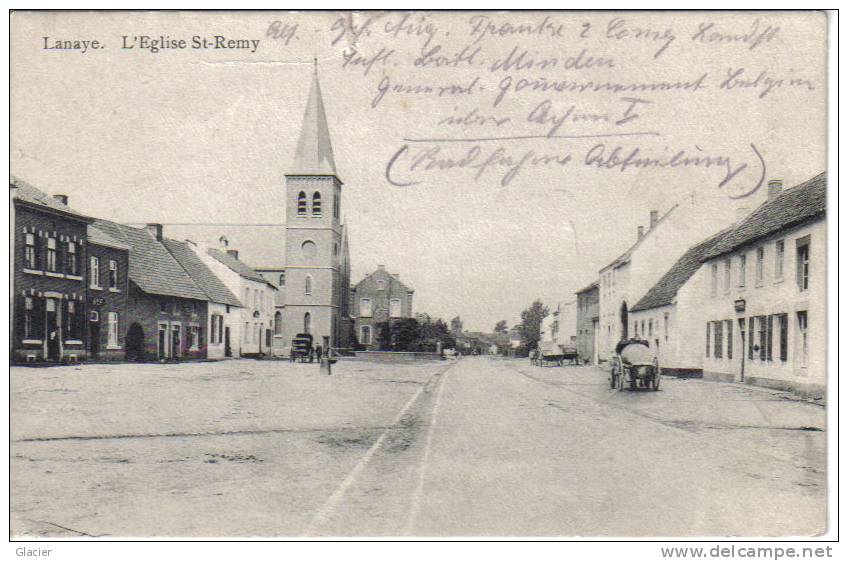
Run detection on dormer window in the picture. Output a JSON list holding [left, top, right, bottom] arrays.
[[312, 192, 322, 217], [297, 191, 307, 215]]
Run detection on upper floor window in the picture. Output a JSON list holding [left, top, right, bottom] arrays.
[[89, 256, 101, 288], [278, 272, 286, 286], [46, 237, 57, 272], [334, 193, 340, 219], [723, 259, 731, 293], [312, 192, 322, 217], [244, 287, 251, 308], [390, 298, 401, 318], [376, 279, 386, 291], [738, 254, 747, 287], [360, 298, 372, 317], [24, 233, 37, 269], [304, 275, 312, 295], [796, 236, 810, 291], [774, 239, 785, 280], [755, 246, 764, 285], [297, 191, 307, 215], [66, 242, 78, 276], [108, 259, 118, 289]]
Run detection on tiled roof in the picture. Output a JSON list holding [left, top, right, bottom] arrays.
[[207, 248, 268, 283], [575, 281, 599, 294], [631, 227, 732, 313], [702, 172, 826, 260], [10, 176, 91, 221], [92, 219, 209, 301], [601, 205, 678, 272], [87, 224, 130, 250], [162, 239, 243, 307]]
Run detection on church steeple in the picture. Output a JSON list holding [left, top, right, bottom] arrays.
[[290, 63, 337, 176]]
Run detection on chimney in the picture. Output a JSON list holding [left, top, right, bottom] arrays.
[[53, 194, 68, 205], [767, 179, 783, 201], [649, 210, 658, 229], [377, 264, 385, 270], [226, 249, 239, 260], [637, 226, 645, 240], [145, 223, 163, 241]]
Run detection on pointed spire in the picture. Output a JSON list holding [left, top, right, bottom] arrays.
[[290, 61, 337, 176]]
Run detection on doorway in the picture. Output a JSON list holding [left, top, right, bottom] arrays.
[[90, 318, 101, 359], [46, 298, 60, 361], [224, 326, 232, 357], [171, 325, 181, 358], [158, 323, 168, 360], [592, 319, 599, 365]]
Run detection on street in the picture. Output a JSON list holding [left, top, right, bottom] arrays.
[[10, 357, 826, 537]]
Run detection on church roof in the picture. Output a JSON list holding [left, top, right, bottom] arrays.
[[289, 70, 337, 176]]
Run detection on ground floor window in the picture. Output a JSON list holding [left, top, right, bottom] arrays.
[[64, 300, 83, 340], [107, 312, 119, 348], [361, 325, 372, 345], [756, 316, 767, 361], [210, 315, 223, 344], [274, 311, 283, 336], [713, 320, 723, 359], [796, 311, 808, 368], [244, 322, 251, 343], [189, 325, 201, 350], [705, 323, 710, 358], [23, 296, 35, 339]]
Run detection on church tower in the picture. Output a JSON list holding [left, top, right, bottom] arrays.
[[283, 63, 348, 351]]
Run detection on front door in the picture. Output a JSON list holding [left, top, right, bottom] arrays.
[[46, 298, 61, 361], [171, 325, 181, 358], [158, 324, 168, 359], [224, 327, 232, 357], [738, 317, 746, 382], [90, 318, 101, 359]]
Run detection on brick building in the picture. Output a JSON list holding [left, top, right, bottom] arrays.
[[86, 223, 131, 361], [11, 177, 91, 363], [350, 265, 414, 350], [92, 220, 212, 361]]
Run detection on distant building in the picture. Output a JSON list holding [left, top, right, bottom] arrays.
[[575, 282, 599, 365], [698, 174, 826, 397], [11, 178, 92, 363], [199, 246, 277, 357], [540, 300, 577, 350], [350, 265, 414, 350]]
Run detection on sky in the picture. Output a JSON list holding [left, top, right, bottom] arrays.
[[11, 11, 827, 332]]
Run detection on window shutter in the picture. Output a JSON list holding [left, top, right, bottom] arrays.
[[15, 295, 26, 344], [766, 315, 773, 361]]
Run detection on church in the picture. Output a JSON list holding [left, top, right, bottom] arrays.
[[273, 65, 353, 354]]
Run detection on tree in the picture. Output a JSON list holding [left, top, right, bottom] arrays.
[[494, 320, 508, 334], [518, 299, 549, 352]]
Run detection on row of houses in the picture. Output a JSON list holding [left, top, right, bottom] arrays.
[[546, 173, 826, 398], [10, 68, 363, 364]]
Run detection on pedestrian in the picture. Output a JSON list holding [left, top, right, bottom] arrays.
[[315, 344, 323, 362]]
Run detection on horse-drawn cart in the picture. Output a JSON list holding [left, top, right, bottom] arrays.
[[290, 333, 314, 363], [532, 342, 579, 367], [609, 339, 661, 391]]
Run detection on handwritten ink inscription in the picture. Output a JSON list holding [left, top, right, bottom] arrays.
[[310, 12, 820, 199]]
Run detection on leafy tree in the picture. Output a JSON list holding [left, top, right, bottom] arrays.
[[518, 299, 549, 351], [494, 320, 508, 334]]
